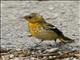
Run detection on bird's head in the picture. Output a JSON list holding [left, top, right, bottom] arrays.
[[24, 13, 45, 23]]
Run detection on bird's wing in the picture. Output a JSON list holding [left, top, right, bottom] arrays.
[[43, 23, 63, 36]]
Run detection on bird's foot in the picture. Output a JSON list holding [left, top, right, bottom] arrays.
[[54, 43, 61, 47], [33, 40, 43, 49]]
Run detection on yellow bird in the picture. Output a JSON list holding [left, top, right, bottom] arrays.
[[24, 13, 74, 44]]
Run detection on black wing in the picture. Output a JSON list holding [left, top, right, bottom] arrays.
[[43, 23, 63, 36]]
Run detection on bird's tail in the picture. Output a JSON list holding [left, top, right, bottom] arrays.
[[59, 36, 74, 43]]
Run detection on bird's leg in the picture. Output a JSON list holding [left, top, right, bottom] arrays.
[[54, 39, 61, 47], [34, 40, 43, 48], [54, 39, 58, 47], [30, 40, 43, 50], [54, 39, 57, 43], [39, 40, 43, 45]]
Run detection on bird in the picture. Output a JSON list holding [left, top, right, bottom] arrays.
[[23, 13, 74, 44]]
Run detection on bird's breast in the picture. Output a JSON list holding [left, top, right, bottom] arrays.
[[28, 23, 58, 40], [28, 23, 44, 34]]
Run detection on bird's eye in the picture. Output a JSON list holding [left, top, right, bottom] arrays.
[[28, 16, 32, 19]]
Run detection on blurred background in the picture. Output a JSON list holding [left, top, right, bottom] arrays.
[[1, 1, 80, 50]]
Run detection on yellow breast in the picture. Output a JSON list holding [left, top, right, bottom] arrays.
[[28, 22, 58, 40], [28, 22, 42, 36]]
